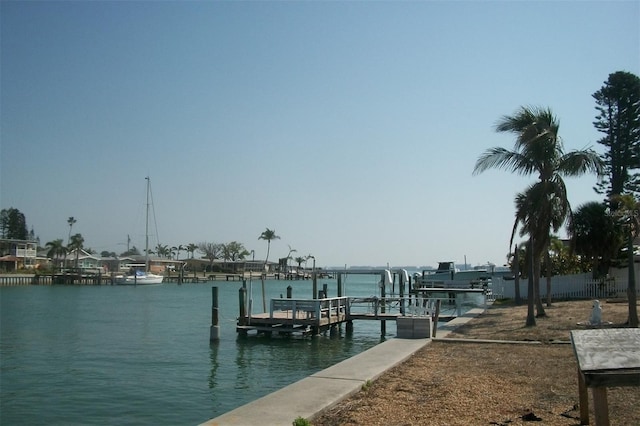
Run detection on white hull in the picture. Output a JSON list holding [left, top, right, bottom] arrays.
[[115, 273, 164, 285]]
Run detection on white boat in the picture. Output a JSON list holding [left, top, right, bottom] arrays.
[[117, 268, 164, 285], [115, 177, 164, 285], [416, 261, 491, 290]]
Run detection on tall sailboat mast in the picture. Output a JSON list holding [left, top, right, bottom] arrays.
[[145, 176, 150, 273]]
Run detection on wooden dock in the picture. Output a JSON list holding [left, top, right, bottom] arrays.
[[238, 297, 350, 336], [164, 275, 209, 283], [224, 269, 487, 338], [235, 295, 453, 337]]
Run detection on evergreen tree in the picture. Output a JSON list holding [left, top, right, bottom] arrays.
[[0, 208, 28, 239], [593, 71, 640, 200]]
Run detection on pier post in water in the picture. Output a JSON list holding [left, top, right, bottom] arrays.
[[312, 272, 318, 299], [210, 286, 220, 342], [337, 274, 343, 297], [238, 286, 247, 327], [399, 272, 405, 316], [286, 285, 292, 299]]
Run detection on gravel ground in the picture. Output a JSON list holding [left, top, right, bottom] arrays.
[[311, 299, 640, 426]]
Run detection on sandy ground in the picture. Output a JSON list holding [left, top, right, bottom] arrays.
[[311, 299, 640, 426]]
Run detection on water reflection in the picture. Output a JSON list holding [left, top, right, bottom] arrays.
[[231, 328, 383, 389], [208, 342, 219, 390]]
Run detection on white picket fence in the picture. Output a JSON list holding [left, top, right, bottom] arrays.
[[491, 270, 638, 301]]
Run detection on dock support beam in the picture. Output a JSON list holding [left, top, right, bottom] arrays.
[[210, 286, 220, 341]]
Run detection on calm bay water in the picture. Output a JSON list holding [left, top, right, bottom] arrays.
[[1, 275, 400, 425]]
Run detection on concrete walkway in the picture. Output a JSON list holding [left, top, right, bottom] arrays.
[[200, 308, 484, 426]]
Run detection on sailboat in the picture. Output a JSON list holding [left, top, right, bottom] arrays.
[[115, 177, 164, 285]]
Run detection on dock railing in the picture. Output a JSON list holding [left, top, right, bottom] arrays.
[[270, 296, 349, 325]]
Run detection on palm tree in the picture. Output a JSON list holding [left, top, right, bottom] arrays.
[[510, 183, 566, 319], [67, 217, 76, 245], [258, 228, 280, 312], [68, 233, 84, 269], [45, 239, 66, 271], [475, 106, 603, 323], [173, 244, 185, 260], [258, 228, 280, 271], [186, 243, 198, 259], [294, 256, 306, 271], [154, 244, 169, 258], [285, 245, 297, 273]]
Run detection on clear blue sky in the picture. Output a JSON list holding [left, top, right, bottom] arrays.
[[1, 1, 638, 269]]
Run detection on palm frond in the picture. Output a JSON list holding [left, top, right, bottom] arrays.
[[473, 147, 536, 176], [558, 150, 605, 177]]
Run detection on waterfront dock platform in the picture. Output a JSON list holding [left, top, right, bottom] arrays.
[[200, 308, 485, 426]]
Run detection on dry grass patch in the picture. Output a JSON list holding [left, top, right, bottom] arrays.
[[312, 300, 639, 426]]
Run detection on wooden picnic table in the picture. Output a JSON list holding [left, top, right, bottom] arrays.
[[570, 328, 640, 425]]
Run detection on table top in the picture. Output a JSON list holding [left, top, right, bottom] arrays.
[[570, 328, 640, 373]]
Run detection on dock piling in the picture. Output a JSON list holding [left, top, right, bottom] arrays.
[[380, 271, 386, 336], [399, 272, 405, 315], [432, 299, 441, 337], [312, 273, 317, 299], [238, 287, 247, 327], [210, 286, 220, 342]]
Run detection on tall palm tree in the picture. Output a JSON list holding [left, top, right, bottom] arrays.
[[285, 245, 297, 273], [475, 106, 603, 322], [67, 217, 76, 245], [258, 228, 280, 312], [510, 186, 566, 317], [258, 228, 280, 270]]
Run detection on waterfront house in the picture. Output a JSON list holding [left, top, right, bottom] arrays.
[[64, 249, 102, 272], [0, 238, 38, 270]]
